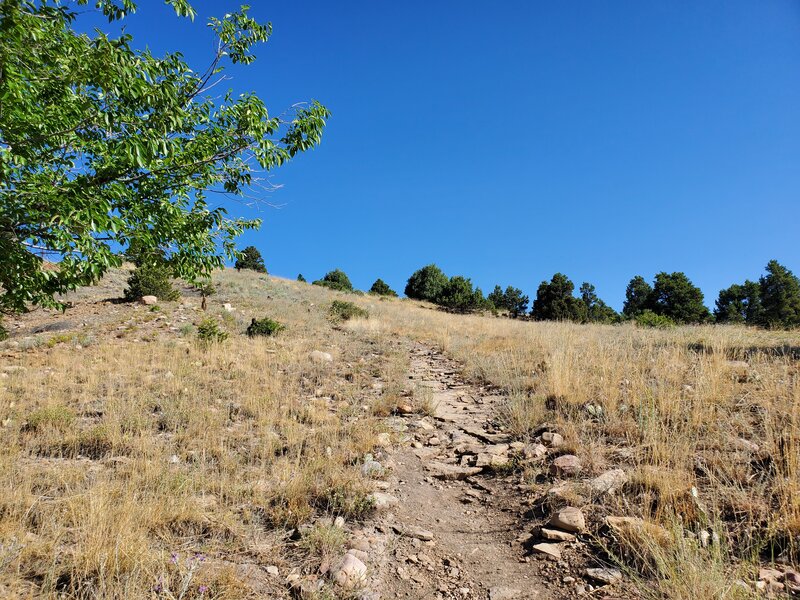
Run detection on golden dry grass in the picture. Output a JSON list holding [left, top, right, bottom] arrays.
[[350, 298, 800, 595], [2, 269, 799, 598], [0, 270, 409, 598]]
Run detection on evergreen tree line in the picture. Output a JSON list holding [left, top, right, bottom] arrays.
[[404, 260, 800, 329], [232, 248, 800, 329]]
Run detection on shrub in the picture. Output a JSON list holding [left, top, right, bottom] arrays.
[[635, 310, 675, 329], [405, 264, 448, 302], [26, 405, 75, 432], [313, 269, 353, 292], [246, 317, 285, 337], [235, 245, 267, 273], [123, 264, 179, 302], [369, 278, 397, 297], [0, 320, 7, 342], [297, 273, 307, 282], [196, 317, 228, 343], [329, 300, 369, 322]]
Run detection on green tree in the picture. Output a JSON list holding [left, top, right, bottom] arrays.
[[0, 0, 329, 316], [437, 276, 483, 313], [313, 269, 353, 292], [234, 246, 266, 273], [650, 272, 710, 324], [758, 260, 800, 329], [297, 273, 307, 282], [531, 273, 585, 322], [714, 280, 761, 324], [404, 264, 449, 302], [369, 278, 397, 297], [503, 286, 529, 318], [622, 276, 653, 318], [579, 282, 618, 323], [123, 263, 180, 302], [487, 286, 505, 310]]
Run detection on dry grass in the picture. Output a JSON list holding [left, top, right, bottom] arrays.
[[2, 269, 798, 597], [0, 270, 408, 598], [351, 299, 800, 594]]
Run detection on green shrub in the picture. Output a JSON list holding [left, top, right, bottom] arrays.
[[246, 317, 285, 337], [297, 273, 307, 282], [405, 264, 448, 302], [437, 275, 484, 313], [235, 246, 267, 273], [197, 317, 228, 343], [329, 300, 369, 322], [26, 405, 75, 432], [313, 269, 354, 292], [635, 310, 675, 329], [123, 264, 179, 302], [369, 278, 397, 297]]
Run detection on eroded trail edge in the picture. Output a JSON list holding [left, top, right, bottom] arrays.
[[371, 342, 546, 600]]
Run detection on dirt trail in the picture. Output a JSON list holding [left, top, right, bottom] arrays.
[[374, 343, 547, 600]]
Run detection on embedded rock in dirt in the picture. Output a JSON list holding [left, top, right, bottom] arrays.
[[394, 525, 434, 541], [369, 492, 399, 510], [550, 454, 582, 477], [589, 468, 628, 494], [139, 295, 158, 305], [488, 587, 525, 600], [549, 506, 586, 533], [585, 567, 622, 585], [532, 542, 562, 559], [540, 527, 575, 542], [425, 461, 482, 480], [541, 432, 564, 448], [523, 443, 548, 460], [332, 553, 367, 588]]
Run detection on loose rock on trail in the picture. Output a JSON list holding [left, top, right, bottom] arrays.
[[370, 343, 547, 600]]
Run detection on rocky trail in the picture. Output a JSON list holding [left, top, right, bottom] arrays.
[[371, 343, 543, 599]]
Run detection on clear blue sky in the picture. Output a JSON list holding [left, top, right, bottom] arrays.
[[89, 1, 800, 309]]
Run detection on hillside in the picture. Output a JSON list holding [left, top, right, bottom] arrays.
[[1, 268, 799, 599]]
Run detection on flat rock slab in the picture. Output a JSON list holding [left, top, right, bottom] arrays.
[[425, 461, 483, 480]]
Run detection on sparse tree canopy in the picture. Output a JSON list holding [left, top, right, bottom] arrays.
[[405, 264, 449, 302], [488, 285, 529, 318], [235, 246, 267, 273], [369, 278, 397, 297], [313, 269, 353, 292], [0, 0, 328, 314], [579, 282, 618, 323]]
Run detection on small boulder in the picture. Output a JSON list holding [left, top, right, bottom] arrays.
[[548, 506, 586, 533], [139, 295, 158, 305], [532, 542, 562, 560], [541, 432, 564, 448], [540, 527, 575, 542], [222, 303, 234, 312], [309, 350, 333, 363], [368, 492, 399, 510], [332, 553, 366, 588], [589, 469, 628, 494], [550, 454, 582, 477], [523, 443, 548, 460], [585, 567, 622, 585]]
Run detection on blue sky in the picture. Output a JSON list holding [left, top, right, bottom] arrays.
[[89, 1, 800, 309]]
